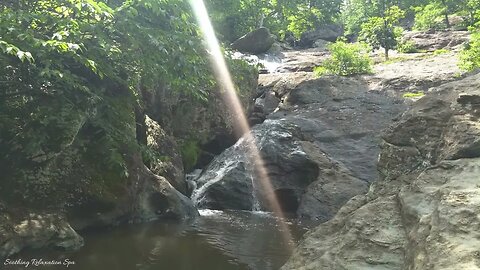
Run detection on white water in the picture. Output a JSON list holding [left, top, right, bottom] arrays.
[[191, 159, 237, 205], [232, 52, 282, 73]]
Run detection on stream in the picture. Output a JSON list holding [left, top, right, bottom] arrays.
[[10, 210, 313, 270]]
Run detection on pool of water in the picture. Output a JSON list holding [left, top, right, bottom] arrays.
[[7, 210, 313, 270]]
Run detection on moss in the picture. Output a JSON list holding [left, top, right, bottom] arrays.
[[433, 49, 450, 55], [403, 92, 426, 98], [180, 139, 201, 172]]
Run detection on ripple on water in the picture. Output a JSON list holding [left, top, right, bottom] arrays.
[[9, 210, 313, 270]]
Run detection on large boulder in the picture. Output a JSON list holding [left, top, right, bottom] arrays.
[[145, 115, 187, 194], [231, 27, 275, 54], [191, 119, 320, 213], [299, 24, 343, 47], [282, 73, 480, 270], [0, 213, 83, 260], [192, 73, 405, 220], [68, 154, 198, 229]]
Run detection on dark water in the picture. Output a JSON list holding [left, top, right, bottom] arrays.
[[7, 210, 313, 270]]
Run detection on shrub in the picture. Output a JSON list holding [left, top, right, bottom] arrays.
[[314, 41, 373, 76], [459, 30, 480, 71], [397, 40, 420, 53], [181, 139, 201, 171]]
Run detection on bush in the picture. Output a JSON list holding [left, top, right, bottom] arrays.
[[314, 41, 373, 76], [459, 30, 480, 71], [397, 40, 420, 53], [181, 139, 201, 171]]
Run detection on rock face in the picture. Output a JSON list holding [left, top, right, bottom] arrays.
[[231, 27, 275, 54], [143, 63, 258, 169], [192, 72, 406, 220], [282, 73, 480, 270], [367, 51, 462, 97], [68, 154, 198, 230], [145, 115, 187, 194], [403, 30, 470, 52]]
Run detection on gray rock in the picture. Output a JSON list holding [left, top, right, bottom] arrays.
[[0, 213, 83, 259], [145, 115, 187, 194], [231, 27, 275, 54], [282, 73, 480, 270], [69, 154, 198, 229], [403, 30, 470, 52], [249, 90, 281, 124], [313, 39, 331, 51], [300, 24, 343, 47], [192, 120, 320, 213], [192, 73, 405, 220]]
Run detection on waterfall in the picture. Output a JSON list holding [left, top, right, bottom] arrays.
[[191, 159, 237, 206]]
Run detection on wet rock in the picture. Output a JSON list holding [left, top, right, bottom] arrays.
[[0, 213, 83, 259], [249, 90, 281, 124], [282, 73, 480, 270], [192, 120, 319, 213], [231, 27, 275, 54], [193, 73, 404, 219], [69, 154, 198, 229]]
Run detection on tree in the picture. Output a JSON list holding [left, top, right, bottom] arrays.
[[359, 6, 405, 60], [413, 2, 447, 30], [205, 0, 343, 42], [0, 0, 253, 205]]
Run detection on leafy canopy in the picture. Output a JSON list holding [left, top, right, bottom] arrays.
[[359, 6, 405, 60]]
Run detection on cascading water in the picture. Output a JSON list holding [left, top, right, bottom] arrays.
[[232, 52, 282, 73], [191, 159, 237, 205]]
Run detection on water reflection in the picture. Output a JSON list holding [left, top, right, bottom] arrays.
[[9, 211, 312, 270]]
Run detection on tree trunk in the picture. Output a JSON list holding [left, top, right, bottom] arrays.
[[385, 47, 389, 60], [134, 104, 147, 146], [440, 0, 451, 28]]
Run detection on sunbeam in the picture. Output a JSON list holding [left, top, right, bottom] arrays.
[[188, 0, 294, 251]]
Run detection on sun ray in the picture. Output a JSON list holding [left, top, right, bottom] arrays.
[[188, 0, 294, 251]]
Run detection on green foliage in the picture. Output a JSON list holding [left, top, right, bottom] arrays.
[[413, 2, 447, 30], [205, 0, 342, 42], [341, 0, 429, 35], [433, 48, 450, 55], [0, 0, 248, 206], [459, 26, 480, 71], [397, 40, 420, 53], [359, 6, 405, 60], [403, 92, 425, 98], [180, 139, 201, 171], [314, 41, 373, 76]]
